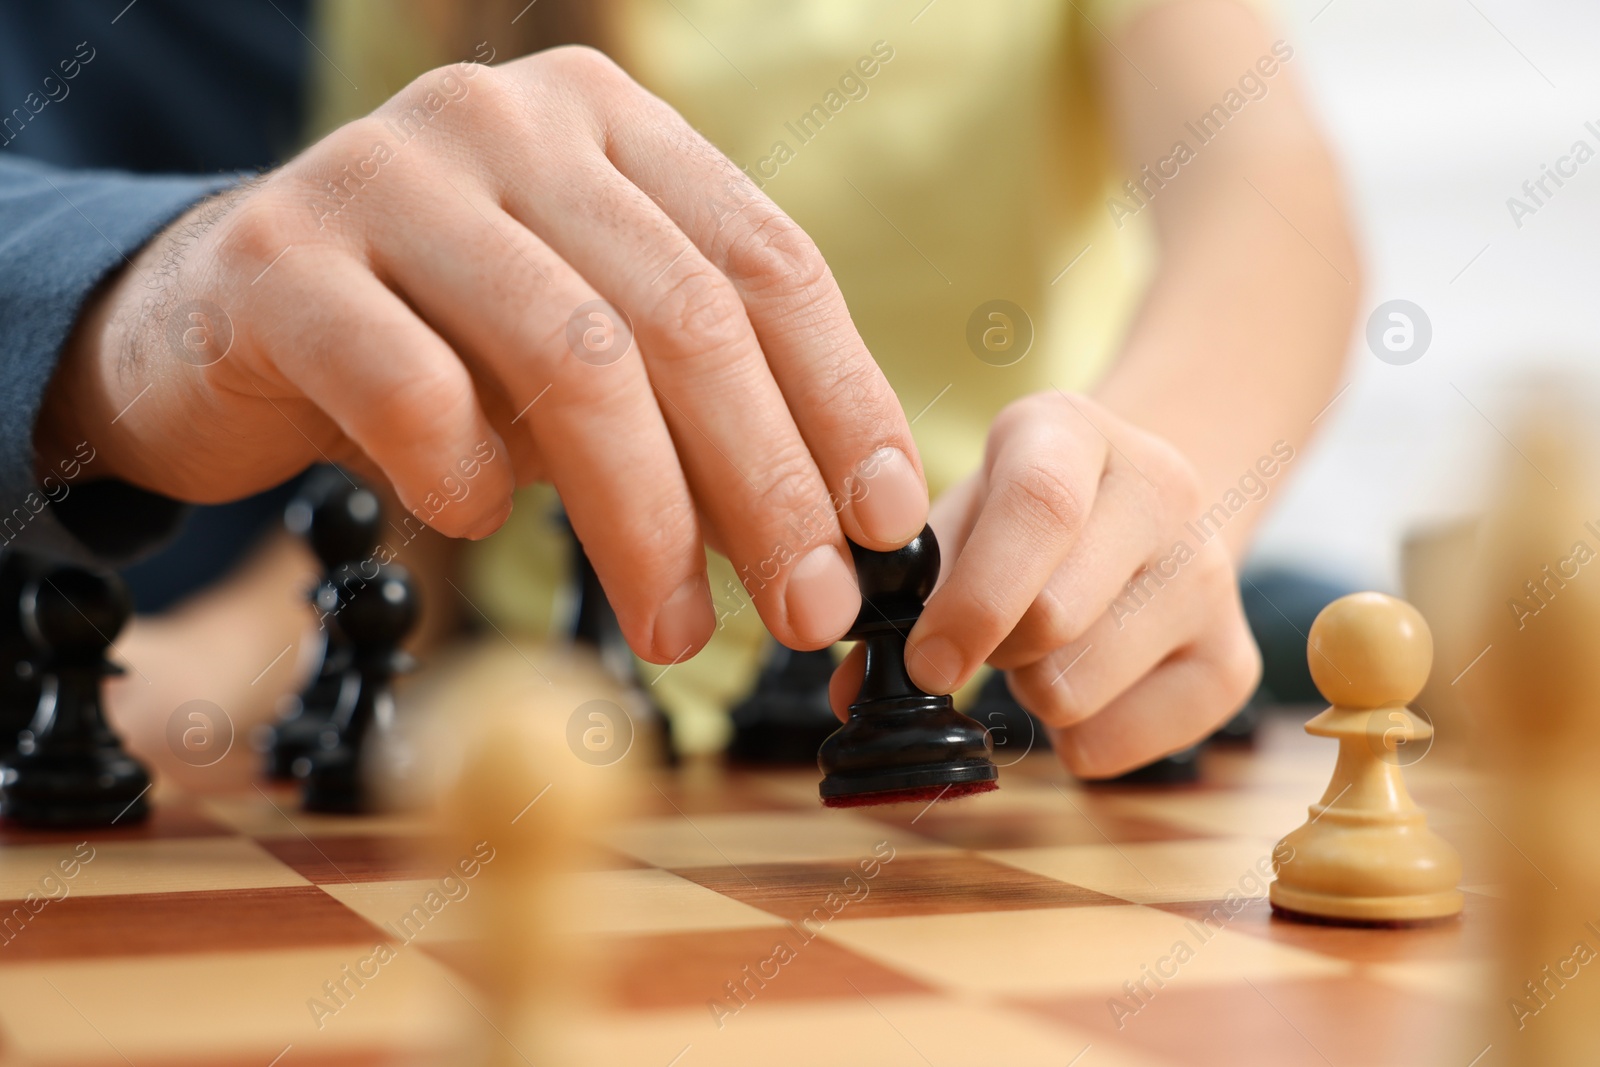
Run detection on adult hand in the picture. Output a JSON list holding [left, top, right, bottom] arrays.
[[830, 391, 1260, 777], [39, 47, 930, 663]]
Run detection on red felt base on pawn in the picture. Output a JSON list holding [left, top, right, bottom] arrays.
[[820, 778, 997, 809]]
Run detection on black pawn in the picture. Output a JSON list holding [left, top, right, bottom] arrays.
[[264, 471, 383, 779], [0, 566, 152, 826], [818, 526, 997, 807], [0, 551, 45, 755], [299, 563, 417, 813], [966, 670, 1050, 762], [727, 643, 839, 765]]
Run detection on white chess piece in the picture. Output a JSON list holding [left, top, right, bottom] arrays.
[[1270, 592, 1463, 924]]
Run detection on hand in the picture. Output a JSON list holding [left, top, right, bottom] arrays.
[[829, 392, 1260, 777], [40, 47, 930, 663]]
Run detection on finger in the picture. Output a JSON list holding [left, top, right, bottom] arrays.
[[828, 644, 866, 723], [1051, 617, 1261, 779], [904, 397, 1107, 694], [369, 191, 712, 663], [925, 473, 983, 596], [255, 254, 514, 540], [987, 452, 1171, 669], [537, 49, 929, 550], [494, 124, 857, 650], [1005, 557, 1216, 729]]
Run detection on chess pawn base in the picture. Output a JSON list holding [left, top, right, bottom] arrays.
[[0, 746, 151, 827], [263, 704, 332, 780], [1270, 706, 1463, 925], [818, 693, 997, 807], [299, 741, 365, 814]]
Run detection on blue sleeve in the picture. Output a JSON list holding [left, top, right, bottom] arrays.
[[0, 154, 235, 565]]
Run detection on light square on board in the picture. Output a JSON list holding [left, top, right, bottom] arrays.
[[605, 811, 951, 868], [0, 838, 308, 899], [0, 944, 466, 1065], [983, 837, 1282, 905], [572, 995, 1178, 1067], [818, 904, 1350, 997]]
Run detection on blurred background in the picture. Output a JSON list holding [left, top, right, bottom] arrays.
[[1252, 0, 1600, 589]]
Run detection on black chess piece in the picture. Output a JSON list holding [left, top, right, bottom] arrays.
[[818, 526, 998, 807], [0, 566, 152, 826], [561, 513, 676, 764], [0, 550, 45, 756], [264, 471, 383, 779], [727, 643, 840, 765], [966, 670, 1050, 763], [299, 563, 417, 813]]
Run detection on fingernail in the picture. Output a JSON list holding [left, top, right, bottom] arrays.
[[466, 499, 514, 540], [851, 447, 927, 545], [907, 634, 964, 695], [654, 574, 713, 661], [787, 544, 860, 646]]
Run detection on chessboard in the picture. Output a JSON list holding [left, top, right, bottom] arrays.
[[0, 703, 1497, 1067]]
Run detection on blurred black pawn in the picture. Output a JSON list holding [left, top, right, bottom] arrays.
[[727, 643, 839, 765], [966, 670, 1049, 763], [818, 526, 997, 807], [561, 513, 676, 764], [0, 551, 45, 756], [299, 563, 417, 813], [264, 470, 383, 779], [0, 566, 152, 826]]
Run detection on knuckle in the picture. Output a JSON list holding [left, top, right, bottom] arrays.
[[722, 211, 833, 296], [540, 44, 626, 84], [1020, 586, 1088, 648], [1002, 460, 1086, 537], [215, 198, 302, 267], [652, 267, 751, 356], [753, 458, 827, 529], [373, 361, 474, 429]]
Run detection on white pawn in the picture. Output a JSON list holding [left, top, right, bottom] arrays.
[[1269, 592, 1463, 924]]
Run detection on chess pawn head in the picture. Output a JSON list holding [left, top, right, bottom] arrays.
[[23, 566, 132, 666], [846, 525, 938, 632], [327, 563, 418, 659], [285, 472, 382, 571], [1307, 592, 1432, 711]]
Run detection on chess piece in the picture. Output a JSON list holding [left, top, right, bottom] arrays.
[[437, 661, 640, 1066], [0, 566, 152, 826], [965, 669, 1049, 763], [299, 563, 417, 813], [0, 550, 45, 755], [1470, 405, 1600, 1062], [1269, 592, 1462, 924], [726, 642, 840, 765], [264, 470, 383, 779], [818, 526, 998, 807]]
